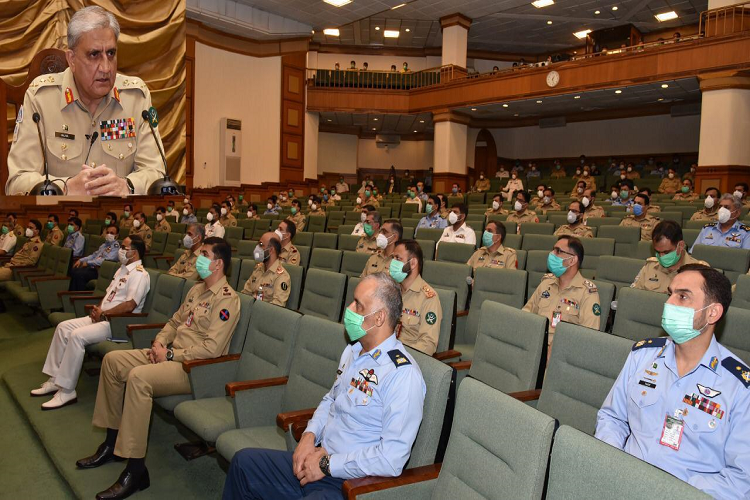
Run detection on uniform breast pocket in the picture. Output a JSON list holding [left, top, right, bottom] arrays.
[[100, 138, 136, 172], [193, 307, 211, 329], [47, 135, 83, 164], [561, 304, 581, 322], [627, 383, 660, 433], [401, 314, 420, 330]]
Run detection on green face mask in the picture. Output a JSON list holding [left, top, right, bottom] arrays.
[[363, 223, 374, 237], [1, 227, 8, 235], [425, 203, 433, 214], [288, 191, 294, 198], [47, 222, 54, 229], [681, 186, 690, 193], [123, 211, 130, 218], [389, 259, 409, 283], [67, 225, 75, 233], [661, 303, 712, 344], [343, 307, 380, 343], [239, 195, 244, 201], [656, 247, 681, 268], [104, 219, 111, 226], [408, 191, 416, 198], [291, 207, 297, 215], [195, 254, 213, 280], [365, 190, 372, 197]]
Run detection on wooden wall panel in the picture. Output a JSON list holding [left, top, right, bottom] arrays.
[[280, 54, 306, 183]]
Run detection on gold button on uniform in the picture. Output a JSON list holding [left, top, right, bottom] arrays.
[[119, 153, 124, 160], [61, 154, 67, 161], [61, 144, 67, 151], [128, 142, 133, 149], [108, 144, 113, 151]]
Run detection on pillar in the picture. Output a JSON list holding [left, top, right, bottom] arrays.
[[439, 13, 471, 82], [304, 50, 319, 182], [433, 111, 469, 193]]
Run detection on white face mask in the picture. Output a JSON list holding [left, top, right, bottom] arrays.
[[308, 199, 313, 206], [514, 200, 524, 212], [311, 204, 317, 211], [611, 191, 618, 199], [576, 170, 581, 175], [267, 203, 273, 210], [247, 211, 253, 218], [274, 229, 285, 240], [583, 171, 589, 177], [183, 235, 194, 248], [183, 208, 189, 216], [479, 175, 484, 180], [627, 167, 632, 172], [156, 214, 163, 221], [25, 228, 33, 238], [492, 201, 500, 210], [668, 173, 675, 179], [448, 212, 459, 225], [376, 233, 389, 249], [105, 234, 116, 243], [133, 220, 141, 228], [581, 197, 590, 208], [543, 196, 551, 205], [717, 207, 733, 224], [620, 174, 626, 180], [221, 208, 228, 216], [704, 196, 714, 209], [118, 248, 130, 265], [511, 174, 517, 180], [577, 187, 584, 194], [206, 212, 214, 222], [360, 212, 367, 223], [734, 190, 744, 200], [356, 197, 362, 205], [537, 190, 544, 199], [184, 198, 189, 204], [567, 211, 578, 224]]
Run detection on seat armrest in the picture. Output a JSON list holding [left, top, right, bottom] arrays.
[[36, 277, 73, 311], [107, 312, 148, 318], [508, 389, 542, 402], [448, 360, 472, 371], [126, 323, 166, 348], [182, 354, 240, 373], [29, 275, 69, 285], [432, 349, 461, 362], [57, 291, 94, 298], [226, 376, 289, 398], [276, 408, 316, 431], [291, 420, 312, 442], [70, 294, 101, 303], [342, 464, 442, 500], [456, 310, 469, 317], [152, 255, 175, 262], [126, 323, 167, 337]]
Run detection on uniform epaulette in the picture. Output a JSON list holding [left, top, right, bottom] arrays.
[[632, 337, 667, 351], [115, 75, 148, 95], [255, 262, 264, 270], [422, 285, 435, 298], [542, 273, 556, 280], [27, 73, 61, 93], [721, 357, 750, 388], [387, 349, 412, 368], [582, 279, 598, 292], [739, 224, 750, 232], [646, 256, 658, 262], [136, 265, 144, 272], [704, 222, 716, 229]]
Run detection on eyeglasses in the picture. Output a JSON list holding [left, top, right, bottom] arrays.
[[552, 247, 575, 257]]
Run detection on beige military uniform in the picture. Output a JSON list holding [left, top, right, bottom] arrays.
[[690, 208, 719, 222], [530, 196, 545, 208], [506, 209, 540, 233], [363, 197, 380, 208], [6, 68, 165, 195], [130, 224, 153, 251], [242, 259, 291, 307], [45, 226, 64, 246], [550, 169, 566, 179], [92, 276, 240, 458], [322, 199, 336, 208], [290, 212, 306, 231], [167, 248, 199, 279], [571, 176, 595, 194], [658, 177, 682, 194], [356, 235, 379, 254], [278, 199, 292, 208], [538, 201, 562, 215], [523, 272, 601, 345], [466, 245, 517, 270], [583, 205, 605, 222], [155, 219, 172, 233], [0, 236, 43, 280], [620, 214, 660, 242], [12, 224, 24, 238], [743, 199, 750, 209], [308, 208, 326, 217], [474, 178, 491, 192], [484, 207, 508, 220], [119, 215, 134, 231], [398, 276, 442, 356], [279, 242, 300, 266], [647, 205, 661, 214], [631, 254, 708, 294], [626, 171, 641, 180], [440, 208, 451, 219], [361, 250, 394, 277], [554, 224, 594, 238], [220, 214, 238, 228], [672, 192, 699, 202]]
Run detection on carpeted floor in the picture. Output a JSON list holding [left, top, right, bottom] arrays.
[[0, 309, 228, 499]]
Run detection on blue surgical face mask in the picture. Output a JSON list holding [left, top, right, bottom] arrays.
[[482, 231, 496, 248], [389, 259, 410, 283], [195, 255, 213, 279], [633, 203, 644, 216], [547, 252, 570, 277], [661, 303, 713, 344], [343, 307, 381, 342]]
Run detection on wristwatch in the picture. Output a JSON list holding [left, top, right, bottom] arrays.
[[126, 178, 135, 194], [319, 454, 331, 476], [166, 348, 174, 361]]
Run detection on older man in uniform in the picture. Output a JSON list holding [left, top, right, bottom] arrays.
[[657, 168, 682, 195], [0, 219, 44, 282], [524, 236, 600, 349], [167, 224, 204, 280], [390, 240, 442, 356], [620, 193, 661, 242], [691, 194, 750, 251], [537, 187, 562, 215], [308, 196, 326, 217], [555, 201, 594, 238], [6, 6, 165, 195], [631, 221, 708, 294], [119, 204, 134, 231], [507, 190, 539, 233], [276, 219, 300, 266], [581, 189, 605, 222], [242, 232, 291, 307], [7, 213, 25, 238], [31, 236, 149, 410], [289, 200, 306, 231], [356, 212, 381, 254], [361, 220, 402, 278], [129, 212, 153, 251], [223, 273, 425, 498], [70, 224, 120, 290], [154, 207, 171, 233], [467, 221, 517, 273], [596, 265, 750, 498], [220, 201, 237, 228], [77, 238, 240, 498], [690, 188, 720, 222], [673, 179, 698, 201], [45, 214, 65, 246]]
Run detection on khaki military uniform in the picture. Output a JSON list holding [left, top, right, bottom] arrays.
[[440, 208, 451, 219], [119, 215, 134, 231], [130, 224, 153, 251], [363, 197, 380, 208], [361, 250, 394, 277], [626, 171, 641, 180], [631, 254, 708, 294], [356, 235, 379, 254], [474, 178, 491, 192], [583, 205, 605, 222], [220, 213, 238, 228], [647, 205, 661, 214], [290, 212, 306, 231], [399, 276, 442, 356], [506, 209, 540, 233], [278, 199, 292, 208], [0, 236, 43, 280], [12, 224, 24, 238], [554, 224, 594, 238], [155, 219, 171, 233], [6, 68, 165, 195], [523, 272, 601, 345], [538, 201, 562, 215], [308, 208, 326, 217], [484, 207, 508, 220], [672, 192, 699, 202], [690, 208, 719, 222], [550, 169, 566, 179], [167, 249, 199, 279], [322, 199, 336, 208], [279, 242, 300, 266], [242, 259, 291, 307], [45, 226, 64, 246], [658, 177, 682, 194], [571, 176, 595, 194], [530, 196, 545, 208], [466, 245, 517, 270], [620, 214, 661, 242], [92, 277, 240, 458], [743, 199, 750, 209]]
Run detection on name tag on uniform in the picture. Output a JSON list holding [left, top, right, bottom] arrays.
[[660, 412, 685, 450], [106, 290, 116, 302], [185, 311, 194, 327], [55, 131, 76, 140]]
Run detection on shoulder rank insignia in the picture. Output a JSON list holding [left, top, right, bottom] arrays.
[[388, 349, 411, 368], [422, 285, 435, 298], [740, 224, 750, 232], [276, 265, 285, 274], [721, 357, 750, 389], [632, 337, 667, 352], [136, 265, 144, 271], [583, 279, 598, 293], [65, 87, 74, 104], [113, 87, 120, 102], [255, 262, 263, 269], [703, 222, 715, 228], [542, 273, 555, 279]]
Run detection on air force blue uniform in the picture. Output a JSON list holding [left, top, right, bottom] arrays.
[[596, 336, 750, 499], [63, 231, 85, 258], [223, 334, 426, 499], [80, 239, 120, 267], [690, 221, 750, 252], [415, 213, 448, 235]]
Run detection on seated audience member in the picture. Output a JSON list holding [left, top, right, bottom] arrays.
[[555, 201, 593, 238], [335, 176, 349, 194], [246, 203, 260, 221], [70, 225, 121, 291], [526, 162, 540, 181], [596, 265, 750, 499], [502, 170, 524, 201], [99, 212, 117, 237], [242, 232, 291, 307], [0, 219, 43, 282], [571, 180, 587, 201], [683, 163, 697, 181], [404, 186, 423, 211], [7, 212, 24, 238], [308, 196, 326, 216], [530, 184, 546, 207], [620, 193, 661, 242], [550, 160, 566, 179], [496, 165, 510, 178], [220, 201, 238, 228], [631, 220, 708, 294], [356, 211, 381, 254], [473, 173, 491, 192], [401, 169, 415, 188], [78, 238, 239, 498], [321, 190, 335, 208], [167, 224, 204, 279], [351, 205, 374, 236], [438, 203, 476, 247], [362, 186, 380, 208], [154, 206, 171, 233], [166, 200, 179, 222], [386, 174, 397, 194], [690, 187, 721, 222], [691, 193, 750, 251], [391, 240, 442, 355], [638, 187, 661, 213], [625, 163, 640, 180], [506, 190, 539, 233], [612, 182, 635, 207], [68, 209, 79, 220], [0, 217, 17, 256], [538, 187, 562, 214], [372, 186, 383, 202], [205, 204, 226, 239], [181, 203, 198, 224], [237, 194, 249, 211], [129, 212, 153, 251], [673, 179, 698, 201], [278, 191, 293, 208], [223, 273, 425, 499], [32, 236, 150, 410], [523, 236, 601, 349], [361, 219, 402, 277], [329, 188, 341, 202], [289, 200, 307, 231], [467, 221, 517, 271], [733, 182, 750, 208], [581, 188, 605, 222], [276, 219, 300, 266], [416, 196, 448, 235], [264, 196, 281, 215], [415, 182, 428, 203], [485, 193, 508, 220], [45, 214, 65, 246], [119, 204, 134, 230], [64, 217, 85, 258], [450, 183, 463, 196], [658, 168, 681, 194], [437, 194, 450, 219]]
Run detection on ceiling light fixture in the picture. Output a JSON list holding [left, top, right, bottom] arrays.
[[419, 120, 425, 123], [502, 104, 509, 108], [574, 29, 592, 39], [655, 11, 678, 22], [514, 113, 519, 117], [547, 20, 553, 24], [574, 95, 581, 99], [323, 28, 340, 36], [323, 0, 352, 6], [384, 30, 400, 38], [414, 130, 418, 133], [532, 0, 554, 8], [612, 6, 618, 11], [311, 30, 315, 34], [658, 98, 664, 101], [327, 119, 332, 122], [405, 28, 410, 32], [372, 127, 377, 130], [373, 118, 378, 121], [594, 10, 600, 14], [375, 26, 380, 30], [536, 100, 543, 104], [615, 89, 622, 94], [392, 2, 406, 9], [471, 108, 477, 111], [661, 84, 669, 88]]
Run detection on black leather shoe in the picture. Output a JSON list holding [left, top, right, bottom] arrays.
[[75, 443, 124, 469], [96, 467, 150, 500]]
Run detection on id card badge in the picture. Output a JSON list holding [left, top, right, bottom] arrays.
[[185, 311, 194, 327], [106, 289, 116, 302], [551, 311, 562, 329], [660, 412, 685, 450]]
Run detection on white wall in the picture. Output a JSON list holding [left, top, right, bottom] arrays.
[[468, 59, 514, 74], [318, 132, 358, 173], [315, 53, 442, 71], [193, 42, 281, 188], [317, 132, 434, 173]]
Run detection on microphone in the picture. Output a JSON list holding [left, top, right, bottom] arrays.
[[83, 131, 98, 166], [29, 112, 63, 195], [142, 109, 182, 195]]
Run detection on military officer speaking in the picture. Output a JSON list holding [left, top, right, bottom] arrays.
[[223, 273, 426, 499], [361, 219, 403, 278], [596, 265, 750, 499], [242, 232, 291, 307], [166, 223, 204, 280], [6, 6, 166, 195]]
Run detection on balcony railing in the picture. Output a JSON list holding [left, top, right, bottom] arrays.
[[700, 1, 750, 37], [307, 65, 461, 90]]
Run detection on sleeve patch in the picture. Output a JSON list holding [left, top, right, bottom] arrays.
[[425, 311, 437, 325], [281, 282, 288, 291], [219, 309, 230, 321], [387, 349, 412, 368], [593, 303, 601, 316], [721, 357, 750, 389]]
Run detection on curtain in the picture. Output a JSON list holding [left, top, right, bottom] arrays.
[[0, 0, 186, 184]]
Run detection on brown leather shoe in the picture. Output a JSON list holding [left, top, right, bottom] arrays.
[[75, 443, 124, 469], [96, 467, 150, 500]]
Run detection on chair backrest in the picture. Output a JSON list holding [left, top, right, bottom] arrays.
[[337, 224, 355, 235], [579, 237, 615, 279], [436, 242, 476, 264], [337, 234, 360, 252], [298, 268, 347, 321], [716, 306, 750, 362], [463, 268, 528, 347], [537, 323, 633, 434], [598, 225, 641, 257], [295, 245, 311, 269], [503, 232, 521, 249], [416, 228, 444, 244], [547, 425, 711, 500], [164, 232, 183, 256], [595, 256, 644, 294], [422, 261, 471, 311], [279, 315, 348, 412], [308, 248, 343, 273], [682, 229, 700, 248], [237, 259, 258, 290], [732, 274, 750, 311], [340, 251, 370, 277], [344, 275, 360, 310], [293, 231, 313, 247], [235, 301, 302, 381], [525, 250, 549, 298], [150, 230, 168, 254], [435, 378, 555, 500], [53, 246, 73, 275], [345, 211, 362, 224], [515, 248, 528, 269], [416, 239, 435, 261], [251, 225, 268, 239], [692, 245, 750, 284], [312, 232, 338, 249], [147, 273, 185, 322], [592, 280, 615, 331], [470, 302, 547, 393], [224, 226, 244, 249], [657, 210, 683, 226], [520, 222, 555, 236], [84, 234, 104, 256], [227, 293, 255, 354], [95, 260, 120, 293], [521, 234, 558, 251], [434, 287, 456, 353], [282, 263, 304, 310], [236, 240, 255, 259], [611, 287, 667, 341], [306, 215, 327, 233], [226, 257, 240, 290]]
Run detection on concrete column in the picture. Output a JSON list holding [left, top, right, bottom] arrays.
[[439, 13, 471, 69], [432, 111, 469, 192]]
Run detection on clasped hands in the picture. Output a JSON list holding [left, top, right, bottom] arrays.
[[292, 433, 328, 486], [148, 341, 168, 364], [66, 164, 128, 196]]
